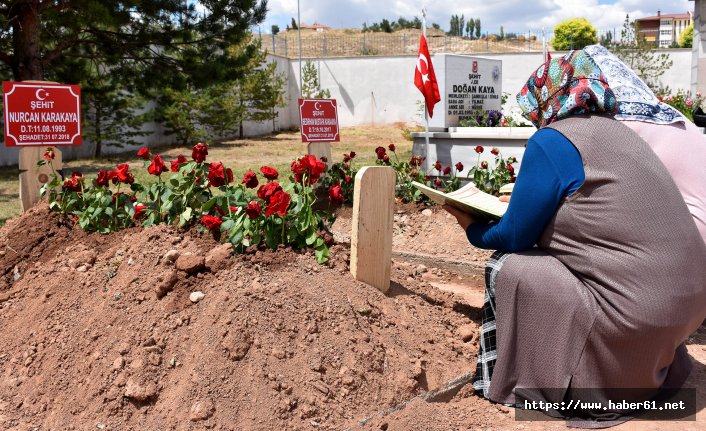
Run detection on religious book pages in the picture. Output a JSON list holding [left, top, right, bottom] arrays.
[[412, 181, 508, 220]]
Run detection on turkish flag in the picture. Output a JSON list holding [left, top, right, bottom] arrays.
[[414, 35, 440, 118]]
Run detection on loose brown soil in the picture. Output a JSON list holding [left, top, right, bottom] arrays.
[[0, 205, 704, 430]]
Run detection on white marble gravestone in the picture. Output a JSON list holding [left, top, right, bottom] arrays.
[[429, 54, 503, 129]]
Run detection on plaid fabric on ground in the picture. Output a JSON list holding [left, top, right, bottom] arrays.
[[473, 250, 512, 398]]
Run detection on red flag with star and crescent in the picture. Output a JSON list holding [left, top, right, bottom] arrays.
[[414, 34, 440, 118]]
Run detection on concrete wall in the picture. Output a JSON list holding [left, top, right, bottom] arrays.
[[285, 49, 693, 129]]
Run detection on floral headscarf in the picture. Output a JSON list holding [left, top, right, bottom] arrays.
[[517, 50, 618, 128], [583, 44, 685, 124]]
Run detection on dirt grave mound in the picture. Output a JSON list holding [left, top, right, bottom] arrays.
[[0, 205, 509, 430]]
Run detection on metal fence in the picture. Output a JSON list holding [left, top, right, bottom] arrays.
[[258, 32, 546, 59]]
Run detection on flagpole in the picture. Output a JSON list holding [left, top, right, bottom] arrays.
[[422, 7, 431, 172]]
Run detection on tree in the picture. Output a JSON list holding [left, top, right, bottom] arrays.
[[613, 15, 672, 91], [0, 1, 268, 85], [272, 25, 280, 35], [432, 23, 441, 30], [600, 31, 613, 47], [466, 18, 475, 38], [302, 61, 330, 99], [475, 19, 481, 39], [380, 19, 393, 33], [244, 60, 287, 135], [680, 23, 694, 48], [291, 17, 298, 30], [551, 18, 598, 50], [499, 26, 505, 41]]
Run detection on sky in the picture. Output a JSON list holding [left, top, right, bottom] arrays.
[[255, 0, 693, 35]]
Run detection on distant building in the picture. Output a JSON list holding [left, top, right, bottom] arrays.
[[285, 23, 331, 33], [636, 10, 693, 47]]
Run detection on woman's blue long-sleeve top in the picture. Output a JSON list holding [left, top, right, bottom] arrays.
[[466, 128, 585, 252]]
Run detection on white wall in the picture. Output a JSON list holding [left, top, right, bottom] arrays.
[[285, 49, 694, 129]]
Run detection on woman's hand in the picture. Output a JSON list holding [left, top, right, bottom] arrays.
[[443, 204, 477, 230]]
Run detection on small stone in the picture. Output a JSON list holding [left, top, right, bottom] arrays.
[[272, 348, 286, 360], [189, 399, 215, 421], [190, 291, 205, 303], [164, 249, 180, 262], [123, 378, 157, 401], [116, 342, 131, 355], [175, 255, 205, 274], [415, 264, 428, 274], [12, 272, 20, 281], [421, 209, 433, 217], [127, 257, 134, 265], [148, 352, 161, 366], [155, 269, 178, 298], [458, 324, 475, 342], [112, 357, 124, 370], [76, 265, 88, 273], [205, 243, 233, 273]]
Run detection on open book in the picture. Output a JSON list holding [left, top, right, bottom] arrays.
[[412, 181, 509, 220]]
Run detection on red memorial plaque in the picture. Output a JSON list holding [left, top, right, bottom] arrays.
[[299, 98, 340, 143], [3, 81, 82, 146]]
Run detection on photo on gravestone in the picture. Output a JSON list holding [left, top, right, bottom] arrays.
[[427, 55, 502, 130]]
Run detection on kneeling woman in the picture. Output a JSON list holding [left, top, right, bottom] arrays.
[[445, 51, 706, 426]]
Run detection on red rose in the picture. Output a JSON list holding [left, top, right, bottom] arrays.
[[508, 156, 517, 164], [229, 206, 239, 213], [491, 147, 499, 156], [375, 146, 386, 160], [424, 175, 431, 181], [147, 155, 168, 176], [192, 143, 208, 163], [43, 148, 55, 160], [510, 176, 516, 183], [343, 153, 351, 162], [63, 172, 83, 192], [171, 155, 188, 172], [257, 181, 282, 202], [434, 161, 442, 171], [455, 162, 464, 172], [507, 164, 515, 175], [434, 179, 443, 187], [329, 185, 345, 206], [345, 175, 352, 183], [266, 190, 291, 217], [133, 204, 146, 220], [481, 161, 488, 170], [242, 171, 259, 189], [245, 201, 262, 219], [291, 155, 326, 186], [96, 169, 111, 187], [383, 154, 390, 163], [110, 164, 134, 184], [260, 166, 279, 180], [137, 148, 150, 160], [208, 162, 232, 187], [201, 215, 223, 231], [475, 145, 484, 154], [349, 151, 356, 159], [388, 144, 396, 152], [443, 166, 452, 175]]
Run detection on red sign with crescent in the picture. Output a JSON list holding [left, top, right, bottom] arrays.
[[298, 98, 340, 143], [3, 81, 82, 146]]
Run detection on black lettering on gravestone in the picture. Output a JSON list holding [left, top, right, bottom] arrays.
[[428, 54, 502, 129]]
